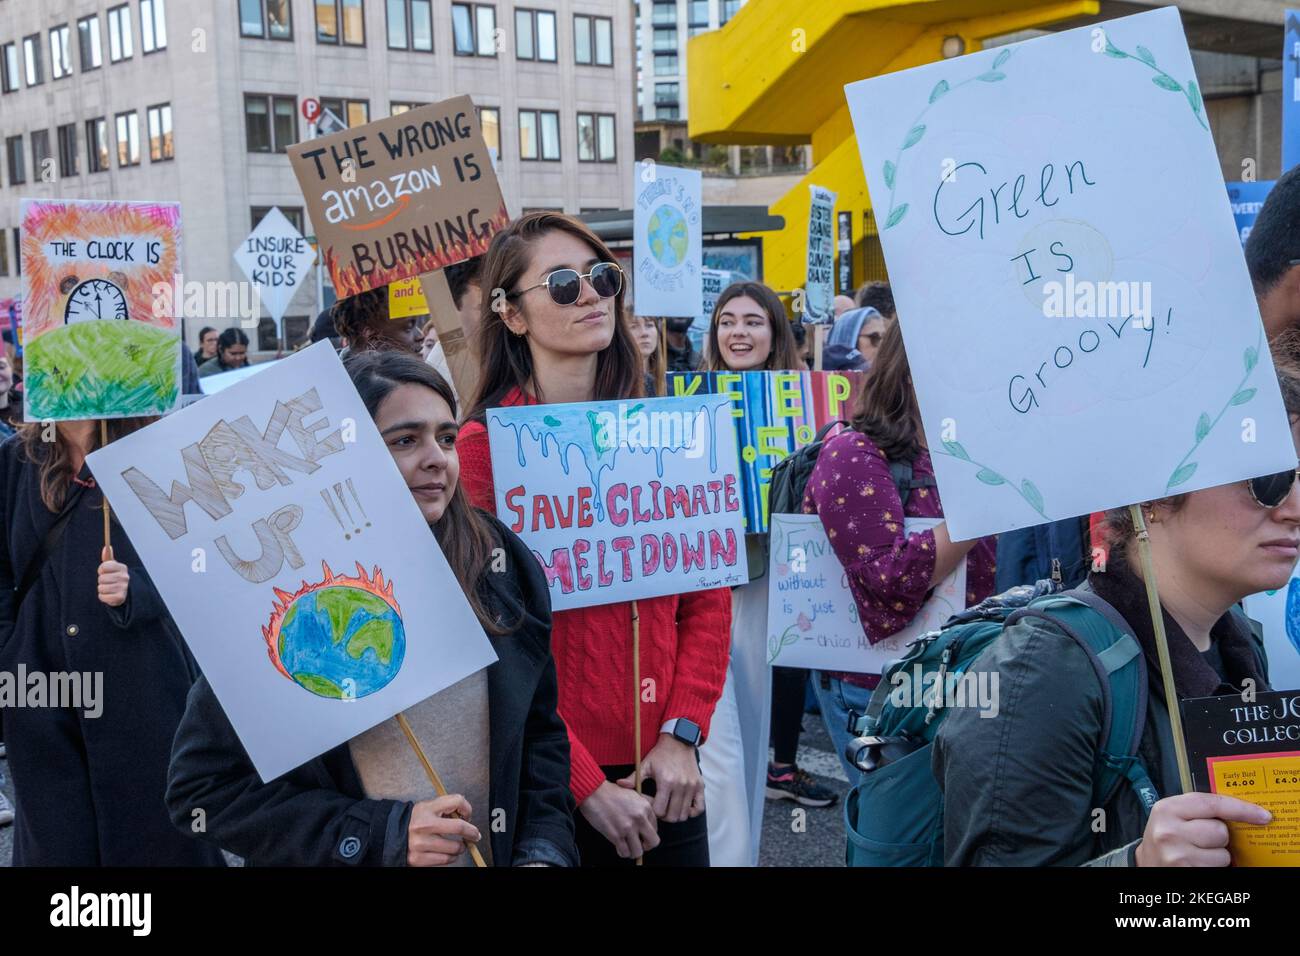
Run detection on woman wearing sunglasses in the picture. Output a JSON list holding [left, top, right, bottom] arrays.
[[458, 212, 731, 866], [935, 358, 1300, 866]]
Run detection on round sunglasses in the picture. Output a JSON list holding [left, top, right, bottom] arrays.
[[509, 262, 623, 306], [1247, 466, 1300, 508]]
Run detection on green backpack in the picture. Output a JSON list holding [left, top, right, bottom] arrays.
[[844, 583, 1159, 867]]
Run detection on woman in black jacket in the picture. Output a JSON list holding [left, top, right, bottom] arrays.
[[166, 351, 578, 867], [0, 419, 223, 866]]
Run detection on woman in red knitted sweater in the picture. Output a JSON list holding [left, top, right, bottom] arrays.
[[458, 212, 732, 866]]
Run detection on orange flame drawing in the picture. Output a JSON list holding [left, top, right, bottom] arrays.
[[261, 561, 401, 680]]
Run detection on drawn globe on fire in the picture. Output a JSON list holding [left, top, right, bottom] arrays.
[[262, 561, 406, 700]]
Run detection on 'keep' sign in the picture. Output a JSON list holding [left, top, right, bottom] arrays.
[[845, 7, 1294, 541]]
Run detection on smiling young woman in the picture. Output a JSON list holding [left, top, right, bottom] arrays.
[[458, 212, 732, 867], [705, 281, 802, 373]]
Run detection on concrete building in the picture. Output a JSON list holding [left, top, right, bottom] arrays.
[[688, 0, 1297, 300], [0, 0, 635, 350]]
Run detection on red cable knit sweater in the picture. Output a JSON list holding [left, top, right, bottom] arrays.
[[457, 388, 732, 804]]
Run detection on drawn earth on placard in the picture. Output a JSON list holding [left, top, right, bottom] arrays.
[[1286, 579, 1300, 658], [262, 562, 406, 699], [649, 205, 689, 268]]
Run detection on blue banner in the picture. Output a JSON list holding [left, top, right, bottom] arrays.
[[1226, 181, 1276, 246]]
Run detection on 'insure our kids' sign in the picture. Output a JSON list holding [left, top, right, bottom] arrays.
[[20, 199, 181, 421], [488, 394, 748, 611], [668, 370, 865, 533], [845, 7, 1295, 541], [232, 207, 315, 334], [288, 96, 508, 298], [86, 343, 497, 782], [633, 162, 703, 317]]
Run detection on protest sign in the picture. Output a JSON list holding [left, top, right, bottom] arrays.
[[198, 361, 274, 395], [804, 186, 836, 321], [388, 275, 429, 319], [487, 393, 748, 611], [288, 96, 508, 298], [845, 7, 1295, 541], [1285, 11, 1300, 174], [1183, 691, 1300, 865], [232, 207, 315, 335], [0, 297, 20, 356], [634, 162, 702, 317], [1226, 181, 1275, 247], [667, 370, 864, 533], [1242, 582, 1300, 693], [20, 199, 181, 421], [766, 515, 964, 672], [87, 342, 497, 781]]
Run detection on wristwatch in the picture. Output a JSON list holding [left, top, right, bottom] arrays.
[[660, 717, 702, 747]]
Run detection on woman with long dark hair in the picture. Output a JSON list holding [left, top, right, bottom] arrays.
[[459, 212, 731, 866], [802, 320, 998, 781], [166, 352, 577, 867], [0, 417, 223, 865], [704, 281, 803, 373], [197, 328, 251, 377]]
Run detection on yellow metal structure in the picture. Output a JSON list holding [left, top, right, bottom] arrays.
[[688, 0, 1099, 299]]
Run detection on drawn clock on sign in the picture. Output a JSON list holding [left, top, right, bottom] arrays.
[[63, 277, 128, 323]]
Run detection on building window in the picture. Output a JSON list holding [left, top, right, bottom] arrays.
[[23, 35, 43, 86], [652, 2, 675, 26], [516, 9, 556, 62], [574, 15, 612, 66], [721, 0, 742, 23], [390, 101, 429, 115], [58, 123, 78, 177], [108, 5, 134, 62], [387, 0, 432, 51], [654, 53, 678, 75], [452, 4, 496, 57], [0, 235, 7, 277], [116, 111, 141, 166], [148, 103, 174, 160], [78, 16, 103, 70], [477, 105, 500, 152], [12, 230, 19, 276], [6, 136, 26, 186], [252, 206, 304, 233], [31, 130, 52, 180], [1, 44, 18, 93], [50, 26, 72, 79], [689, 0, 709, 26], [240, 0, 293, 39], [245, 94, 298, 152], [87, 118, 110, 172], [653, 28, 676, 52], [518, 109, 559, 161], [141, 0, 168, 52], [316, 0, 365, 45], [321, 97, 369, 128], [577, 112, 615, 163]]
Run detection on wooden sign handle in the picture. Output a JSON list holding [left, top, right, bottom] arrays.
[[395, 712, 488, 868], [100, 420, 111, 550]]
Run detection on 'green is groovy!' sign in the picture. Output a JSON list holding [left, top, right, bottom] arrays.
[[845, 7, 1293, 541]]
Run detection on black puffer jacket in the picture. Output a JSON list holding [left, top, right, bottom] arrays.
[[934, 556, 1268, 866], [165, 511, 578, 867]]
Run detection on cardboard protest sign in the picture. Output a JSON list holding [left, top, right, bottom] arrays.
[[488, 394, 748, 611], [633, 162, 702, 317], [667, 370, 865, 533], [288, 96, 508, 298], [845, 7, 1295, 541], [766, 515, 964, 672], [87, 342, 497, 781], [20, 199, 181, 421], [1242, 583, 1300, 693], [232, 207, 315, 334], [804, 186, 836, 321], [1183, 691, 1300, 865], [0, 297, 20, 356]]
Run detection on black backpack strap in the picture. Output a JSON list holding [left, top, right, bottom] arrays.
[[887, 458, 937, 507], [13, 505, 76, 613]]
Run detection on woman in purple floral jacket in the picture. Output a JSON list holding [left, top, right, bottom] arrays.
[[801, 320, 997, 781]]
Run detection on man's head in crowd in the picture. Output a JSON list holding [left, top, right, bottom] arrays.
[[445, 255, 485, 341], [1247, 166, 1300, 344], [833, 294, 857, 317], [855, 281, 895, 321], [331, 287, 421, 354]]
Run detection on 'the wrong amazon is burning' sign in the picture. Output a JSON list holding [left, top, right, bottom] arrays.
[[288, 96, 508, 298]]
